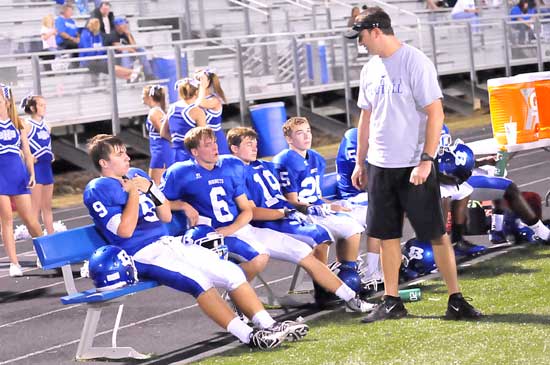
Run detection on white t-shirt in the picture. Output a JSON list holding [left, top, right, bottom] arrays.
[[41, 25, 57, 50], [451, 0, 476, 16], [357, 43, 443, 168]]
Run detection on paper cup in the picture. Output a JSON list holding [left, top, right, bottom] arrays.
[[504, 122, 517, 145]]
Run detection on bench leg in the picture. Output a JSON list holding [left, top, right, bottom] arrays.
[[75, 305, 150, 360]]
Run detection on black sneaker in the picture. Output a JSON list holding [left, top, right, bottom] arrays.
[[445, 293, 482, 320], [248, 328, 285, 349], [361, 295, 408, 323], [453, 239, 486, 256]]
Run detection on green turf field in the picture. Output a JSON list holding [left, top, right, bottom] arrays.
[[199, 244, 550, 365]]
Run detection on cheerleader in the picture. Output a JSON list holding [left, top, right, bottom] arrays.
[[142, 85, 174, 185], [195, 68, 230, 154], [21, 95, 55, 235], [162, 78, 206, 162], [0, 85, 42, 277]]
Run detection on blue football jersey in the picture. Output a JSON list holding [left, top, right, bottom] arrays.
[[161, 155, 246, 228], [336, 128, 367, 199], [245, 160, 293, 210], [83, 168, 168, 255], [273, 149, 326, 205]]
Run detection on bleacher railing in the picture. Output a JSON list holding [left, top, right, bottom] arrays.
[[0, 13, 548, 139]]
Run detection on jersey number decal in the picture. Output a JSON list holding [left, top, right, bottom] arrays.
[[139, 195, 159, 223], [299, 176, 321, 204], [253, 170, 282, 207], [92, 201, 108, 218], [210, 186, 234, 223]]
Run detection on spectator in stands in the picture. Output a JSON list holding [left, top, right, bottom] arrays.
[[21, 95, 55, 236], [40, 14, 57, 72], [451, 0, 480, 32], [195, 69, 230, 155], [0, 85, 43, 277], [142, 85, 173, 185], [348, 7, 361, 27], [91, 1, 115, 39], [510, 0, 537, 44], [104, 17, 154, 80], [55, 4, 80, 51], [162, 78, 207, 162], [79, 18, 138, 81]]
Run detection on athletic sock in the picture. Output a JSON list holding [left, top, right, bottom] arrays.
[[451, 223, 465, 243], [335, 283, 356, 301], [251, 310, 275, 329], [365, 252, 380, 278], [227, 317, 253, 344], [529, 220, 550, 240]]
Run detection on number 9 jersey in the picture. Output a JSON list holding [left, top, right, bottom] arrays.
[[83, 168, 167, 255]]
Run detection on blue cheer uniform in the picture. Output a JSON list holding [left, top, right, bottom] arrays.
[[27, 118, 54, 185], [203, 94, 230, 155], [166, 100, 199, 162], [146, 107, 174, 169], [0, 119, 30, 195]]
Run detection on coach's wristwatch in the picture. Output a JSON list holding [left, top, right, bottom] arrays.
[[420, 152, 435, 162]]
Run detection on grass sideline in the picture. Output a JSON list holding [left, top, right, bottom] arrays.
[[198, 244, 550, 365]]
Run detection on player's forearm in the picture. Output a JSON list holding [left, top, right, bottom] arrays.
[[117, 190, 140, 237], [155, 202, 172, 223], [222, 209, 253, 236], [252, 206, 285, 221]]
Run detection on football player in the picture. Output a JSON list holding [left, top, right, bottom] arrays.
[[83, 134, 305, 349], [226, 126, 374, 312], [438, 126, 550, 245], [161, 127, 372, 312], [272, 117, 365, 285]]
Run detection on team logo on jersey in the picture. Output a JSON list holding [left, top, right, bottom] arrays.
[[195, 173, 202, 179], [36, 130, 49, 140], [0, 129, 16, 141]]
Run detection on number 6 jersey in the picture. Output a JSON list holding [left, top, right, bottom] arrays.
[[160, 156, 246, 228], [83, 168, 167, 255]]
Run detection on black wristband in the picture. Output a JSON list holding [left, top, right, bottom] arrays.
[[420, 152, 434, 162]]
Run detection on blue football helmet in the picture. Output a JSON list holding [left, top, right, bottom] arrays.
[[402, 239, 437, 276], [438, 143, 475, 184], [327, 261, 361, 293], [439, 124, 452, 154], [89, 245, 138, 291], [183, 224, 228, 260]]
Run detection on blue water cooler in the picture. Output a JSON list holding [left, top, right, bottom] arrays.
[[249, 102, 288, 157]]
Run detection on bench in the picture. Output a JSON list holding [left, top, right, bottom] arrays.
[[33, 225, 158, 360]]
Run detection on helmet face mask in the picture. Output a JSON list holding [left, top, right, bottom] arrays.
[[183, 225, 229, 260], [89, 245, 138, 292]]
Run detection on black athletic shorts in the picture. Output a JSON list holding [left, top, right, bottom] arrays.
[[366, 162, 446, 241]]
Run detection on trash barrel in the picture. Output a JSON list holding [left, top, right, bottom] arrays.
[[249, 102, 288, 157]]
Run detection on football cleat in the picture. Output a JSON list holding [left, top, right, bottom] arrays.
[[345, 296, 376, 313], [269, 319, 309, 342], [248, 328, 285, 350], [453, 239, 486, 257]]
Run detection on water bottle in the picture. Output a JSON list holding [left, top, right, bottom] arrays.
[[398, 288, 422, 302], [494, 146, 508, 177]]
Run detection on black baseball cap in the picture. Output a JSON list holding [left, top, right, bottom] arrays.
[[344, 10, 392, 39]]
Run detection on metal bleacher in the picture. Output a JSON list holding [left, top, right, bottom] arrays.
[[0, 0, 549, 168]]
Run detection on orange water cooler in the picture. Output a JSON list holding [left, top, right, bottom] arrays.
[[487, 71, 550, 145]]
